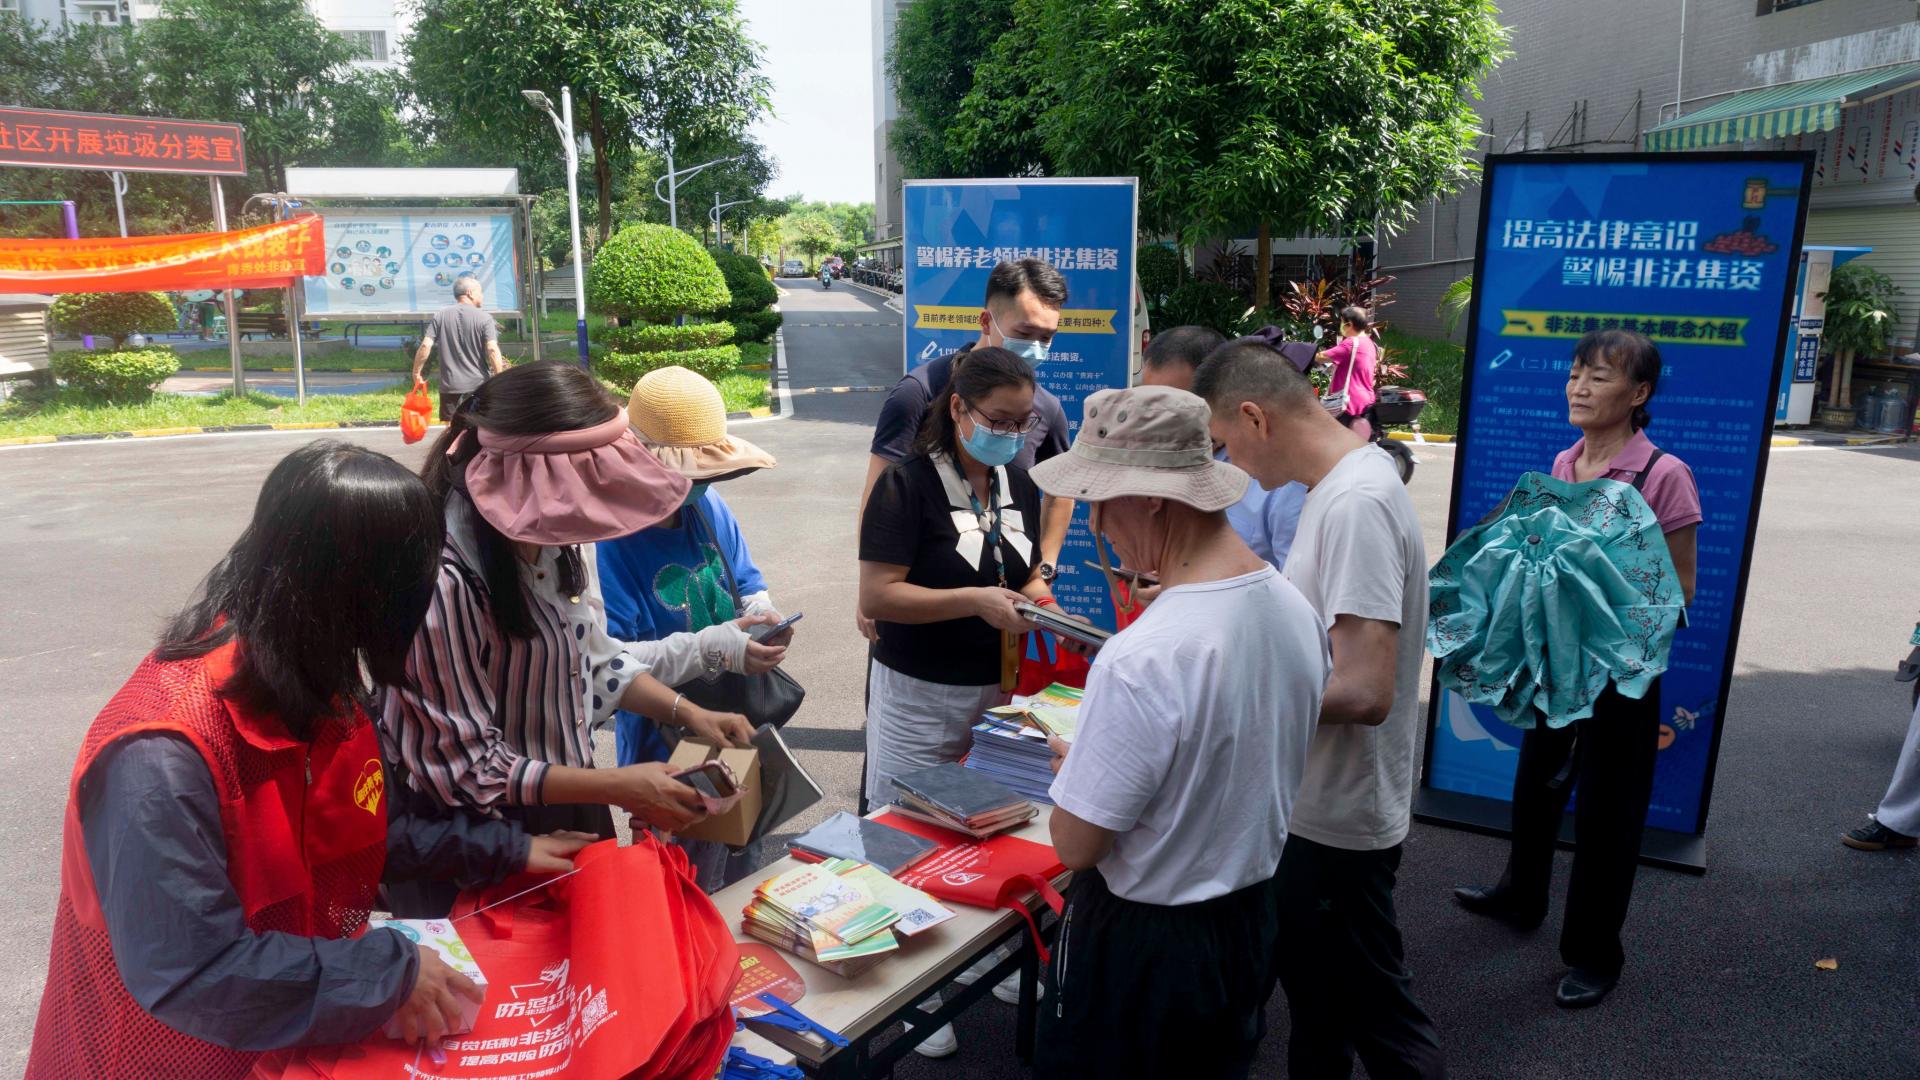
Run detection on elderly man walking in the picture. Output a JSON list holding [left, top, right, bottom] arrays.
[[412, 277, 507, 419]]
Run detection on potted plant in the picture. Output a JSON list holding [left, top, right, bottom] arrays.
[[1818, 263, 1902, 426]]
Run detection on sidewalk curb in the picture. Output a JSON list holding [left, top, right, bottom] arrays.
[[0, 418, 445, 447], [844, 278, 906, 313], [1386, 431, 1455, 444]]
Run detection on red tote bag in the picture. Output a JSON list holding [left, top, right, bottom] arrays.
[[260, 836, 738, 1080], [875, 811, 1068, 960]]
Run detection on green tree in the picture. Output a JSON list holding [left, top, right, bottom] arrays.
[[407, 0, 770, 245], [588, 223, 732, 322], [50, 292, 179, 349], [888, 0, 1055, 178], [786, 213, 840, 270], [1038, 0, 1507, 307], [140, 0, 367, 192], [0, 19, 202, 236], [947, 0, 1056, 177]]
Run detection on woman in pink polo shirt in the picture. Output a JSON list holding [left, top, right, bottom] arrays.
[[1315, 306, 1380, 437], [1453, 329, 1700, 1010]]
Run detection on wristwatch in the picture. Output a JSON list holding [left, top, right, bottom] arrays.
[[1037, 562, 1058, 584]]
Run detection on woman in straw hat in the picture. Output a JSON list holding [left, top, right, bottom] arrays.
[[598, 365, 787, 890], [1032, 384, 1329, 1080], [377, 361, 753, 916]]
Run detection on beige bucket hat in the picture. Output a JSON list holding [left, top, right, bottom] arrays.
[[627, 365, 777, 482], [1030, 385, 1248, 511]]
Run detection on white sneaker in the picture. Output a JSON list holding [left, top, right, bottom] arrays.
[[907, 992, 959, 1058], [952, 946, 1009, 986], [991, 971, 1044, 1005], [911, 1023, 959, 1058]]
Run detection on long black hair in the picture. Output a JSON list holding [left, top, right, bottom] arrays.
[[421, 361, 620, 639], [1572, 328, 1662, 430], [156, 441, 442, 740], [913, 346, 1035, 457]]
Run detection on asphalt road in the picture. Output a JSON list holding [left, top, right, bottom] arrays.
[[0, 279, 1915, 1077]]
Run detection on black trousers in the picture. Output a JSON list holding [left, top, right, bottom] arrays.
[[1273, 837, 1445, 1080], [439, 389, 472, 421], [1499, 680, 1661, 977], [1034, 869, 1282, 1080]]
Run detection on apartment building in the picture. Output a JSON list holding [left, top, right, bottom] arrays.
[[1384, 0, 1920, 347], [3, 0, 413, 69]]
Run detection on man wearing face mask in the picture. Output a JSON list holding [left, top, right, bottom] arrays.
[[860, 258, 1076, 643], [1033, 385, 1328, 1078]]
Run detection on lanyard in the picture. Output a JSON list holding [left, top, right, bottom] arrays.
[[953, 459, 1007, 587]]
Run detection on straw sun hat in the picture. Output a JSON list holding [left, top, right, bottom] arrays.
[[627, 365, 777, 481], [1029, 385, 1247, 511]]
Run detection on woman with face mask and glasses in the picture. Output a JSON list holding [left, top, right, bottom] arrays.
[[858, 347, 1059, 808]]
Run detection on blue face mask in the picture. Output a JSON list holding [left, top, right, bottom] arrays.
[[680, 482, 710, 508], [960, 415, 1025, 467], [992, 315, 1050, 364]]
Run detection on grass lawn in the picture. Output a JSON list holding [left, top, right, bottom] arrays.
[[0, 381, 413, 438], [1378, 328, 1463, 435], [538, 311, 613, 335], [5, 331, 778, 437], [178, 348, 413, 373]]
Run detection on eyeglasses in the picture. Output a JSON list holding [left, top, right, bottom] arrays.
[[965, 403, 1042, 436]]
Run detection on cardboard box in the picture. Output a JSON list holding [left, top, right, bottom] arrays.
[[667, 737, 763, 847], [369, 916, 487, 1036]]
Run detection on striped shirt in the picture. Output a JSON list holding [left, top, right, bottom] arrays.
[[376, 496, 653, 815]]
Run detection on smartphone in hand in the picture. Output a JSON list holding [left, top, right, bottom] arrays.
[[749, 611, 804, 642]]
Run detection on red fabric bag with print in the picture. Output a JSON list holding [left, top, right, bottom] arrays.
[[873, 811, 1068, 961], [258, 835, 738, 1080]]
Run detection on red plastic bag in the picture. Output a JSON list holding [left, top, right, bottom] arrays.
[[400, 378, 432, 444], [260, 836, 738, 1080], [876, 811, 1067, 961]]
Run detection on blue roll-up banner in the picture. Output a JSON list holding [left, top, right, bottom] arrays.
[[902, 178, 1139, 629], [1418, 152, 1813, 868]]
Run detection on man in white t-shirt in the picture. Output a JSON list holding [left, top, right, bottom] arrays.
[[1031, 385, 1329, 1080], [1196, 339, 1444, 1080]]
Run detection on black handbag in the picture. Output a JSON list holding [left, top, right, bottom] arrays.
[[673, 504, 806, 728]]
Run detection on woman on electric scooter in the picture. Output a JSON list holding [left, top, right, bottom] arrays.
[[1316, 306, 1380, 439]]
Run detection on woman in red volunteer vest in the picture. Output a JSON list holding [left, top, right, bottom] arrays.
[[27, 441, 595, 1080]]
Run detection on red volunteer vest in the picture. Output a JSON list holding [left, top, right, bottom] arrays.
[[26, 642, 389, 1080]]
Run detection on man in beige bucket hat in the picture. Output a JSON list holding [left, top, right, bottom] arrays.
[[1028, 384, 1330, 1079]]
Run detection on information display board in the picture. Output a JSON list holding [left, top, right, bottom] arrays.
[[0, 106, 246, 176], [1420, 153, 1813, 863], [300, 209, 521, 317], [902, 178, 1138, 628]]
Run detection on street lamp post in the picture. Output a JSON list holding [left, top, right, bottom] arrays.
[[654, 149, 742, 232], [709, 193, 751, 249], [522, 87, 591, 369]]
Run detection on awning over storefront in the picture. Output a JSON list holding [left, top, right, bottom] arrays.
[[1643, 63, 1920, 152]]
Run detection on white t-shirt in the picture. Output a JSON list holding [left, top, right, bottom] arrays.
[[1284, 444, 1429, 851], [1048, 566, 1329, 905]]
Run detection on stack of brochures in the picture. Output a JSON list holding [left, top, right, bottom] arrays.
[[742, 863, 903, 977], [789, 811, 939, 875], [961, 683, 1084, 805], [815, 858, 956, 937], [890, 762, 1036, 839]]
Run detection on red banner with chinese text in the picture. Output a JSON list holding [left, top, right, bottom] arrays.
[[0, 217, 323, 293]]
